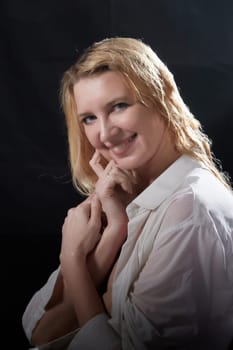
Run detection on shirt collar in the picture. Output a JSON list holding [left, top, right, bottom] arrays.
[[130, 155, 203, 211]]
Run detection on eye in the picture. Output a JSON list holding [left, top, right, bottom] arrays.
[[113, 102, 129, 111], [81, 115, 97, 125]]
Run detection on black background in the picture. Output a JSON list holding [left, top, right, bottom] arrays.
[[1, 1, 233, 348]]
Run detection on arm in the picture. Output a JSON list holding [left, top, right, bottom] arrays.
[[87, 218, 127, 288], [87, 151, 136, 288], [27, 154, 134, 347], [60, 196, 122, 350], [30, 198, 127, 347], [29, 198, 103, 347], [31, 270, 79, 346], [51, 156, 134, 343], [26, 210, 127, 347], [60, 196, 107, 326]]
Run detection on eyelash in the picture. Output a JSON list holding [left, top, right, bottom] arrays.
[[81, 115, 96, 125], [80, 102, 129, 125], [113, 102, 128, 111]]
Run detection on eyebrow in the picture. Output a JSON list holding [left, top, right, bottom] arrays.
[[77, 112, 91, 120], [106, 96, 129, 107]]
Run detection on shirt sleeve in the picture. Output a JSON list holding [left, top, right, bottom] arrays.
[[27, 329, 79, 350], [124, 215, 232, 349], [27, 314, 121, 350], [67, 313, 121, 350], [22, 267, 60, 341]]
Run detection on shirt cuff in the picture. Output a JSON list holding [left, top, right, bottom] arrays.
[[67, 313, 121, 350], [22, 267, 61, 341], [28, 328, 79, 350]]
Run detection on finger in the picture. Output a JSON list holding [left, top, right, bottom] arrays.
[[107, 167, 133, 194], [89, 150, 104, 177], [103, 159, 116, 176], [67, 208, 74, 216], [78, 198, 92, 213], [78, 195, 92, 207], [116, 174, 133, 194], [120, 168, 138, 184]]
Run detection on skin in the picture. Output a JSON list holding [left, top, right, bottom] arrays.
[[75, 71, 180, 186], [31, 70, 180, 346]]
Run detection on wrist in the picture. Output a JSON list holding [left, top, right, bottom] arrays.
[[75, 247, 87, 261], [62, 253, 88, 287], [106, 215, 128, 235], [61, 248, 87, 271], [102, 222, 128, 246]]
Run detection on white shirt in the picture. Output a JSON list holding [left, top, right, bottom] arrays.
[[23, 155, 233, 349]]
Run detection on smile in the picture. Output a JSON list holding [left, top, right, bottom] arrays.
[[110, 133, 137, 156]]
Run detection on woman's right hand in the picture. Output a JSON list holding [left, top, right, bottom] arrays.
[[85, 151, 138, 289]]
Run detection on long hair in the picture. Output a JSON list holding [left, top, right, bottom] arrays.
[[60, 37, 232, 195]]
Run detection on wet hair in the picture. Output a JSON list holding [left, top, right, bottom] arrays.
[[60, 37, 231, 195]]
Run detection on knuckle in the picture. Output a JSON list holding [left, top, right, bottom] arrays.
[[67, 208, 74, 216], [110, 168, 118, 176]]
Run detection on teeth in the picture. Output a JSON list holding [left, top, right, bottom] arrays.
[[112, 143, 127, 152], [112, 134, 136, 153]]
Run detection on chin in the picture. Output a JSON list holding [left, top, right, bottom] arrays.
[[115, 159, 139, 171]]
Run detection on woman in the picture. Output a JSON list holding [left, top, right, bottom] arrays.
[[22, 37, 233, 350]]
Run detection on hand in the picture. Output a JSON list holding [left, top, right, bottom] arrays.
[[59, 196, 108, 327], [60, 195, 102, 264], [89, 150, 137, 227]]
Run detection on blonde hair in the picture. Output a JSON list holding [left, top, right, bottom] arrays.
[[60, 37, 232, 195]]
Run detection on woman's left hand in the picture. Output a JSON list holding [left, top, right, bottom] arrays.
[[59, 196, 108, 327], [60, 195, 102, 265]]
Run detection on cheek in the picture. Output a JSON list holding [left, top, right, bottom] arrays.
[[145, 116, 165, 138], [84, 128, 100, 149], [84, 127, 110, 161]]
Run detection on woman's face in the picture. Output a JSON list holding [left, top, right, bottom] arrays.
[[74, 71, 170, 174]]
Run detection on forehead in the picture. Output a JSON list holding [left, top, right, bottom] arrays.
[[73, 71, 134, 108]]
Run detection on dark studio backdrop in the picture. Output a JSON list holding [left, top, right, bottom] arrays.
[[1, 1, 233, 348]]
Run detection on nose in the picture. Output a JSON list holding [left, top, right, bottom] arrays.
[[99, 118, 120, 144]]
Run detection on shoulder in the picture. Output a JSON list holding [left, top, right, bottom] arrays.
[[155, 169, 233, 240], [185, 169, 233, 225]]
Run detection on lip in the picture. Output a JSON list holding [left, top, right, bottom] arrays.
[[108, 133, 137, 156]]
